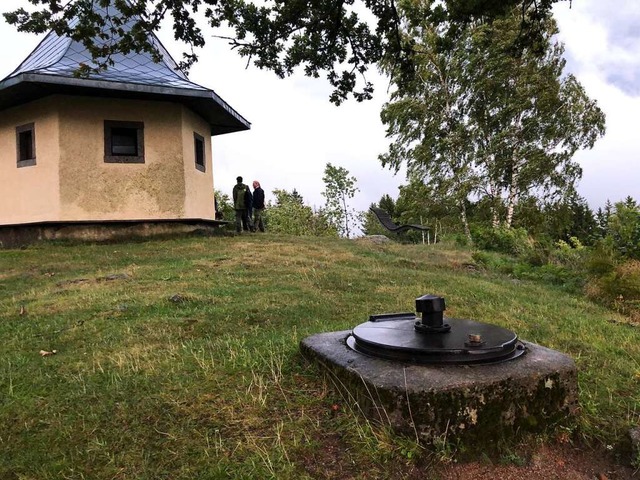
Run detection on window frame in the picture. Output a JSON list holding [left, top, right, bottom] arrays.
[[194, 132, 206, 172], [104, 120, 145, 164], [16, 123, 36, 168]]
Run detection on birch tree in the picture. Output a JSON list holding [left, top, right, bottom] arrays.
[[322, 163, 359, 238], [466, 13, 606, 227], [379, 4, 605, 232]]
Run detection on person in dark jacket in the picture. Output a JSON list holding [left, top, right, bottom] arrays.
[[232, 176, 250, 233], [251, 180, 266, 232], [244, 186, 253, 231]]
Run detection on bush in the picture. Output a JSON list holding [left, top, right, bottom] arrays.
[[472, 226, 533, 256], [607, 199, 640, 259], [266, 189, 338, 236], [585, 242, 617, 276], [585, 260, 640, 320], [549, 237, 588, 270], [471, 250, 515, 274], [521, 239, 552, 267], [513, 262, 581, 288]]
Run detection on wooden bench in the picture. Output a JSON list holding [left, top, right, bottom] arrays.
[[370, 207, 429, 234]]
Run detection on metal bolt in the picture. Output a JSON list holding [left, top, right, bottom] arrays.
[[468, 333, 482, 343]]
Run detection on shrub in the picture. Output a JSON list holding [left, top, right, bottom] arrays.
[[549, 236, 588, 270], [585, 260, 640, 320], [471, 250, 515, 274], [472, 226, 533, 256], [607, 199, 640, 259], [521, 239, 552, 267], [585, 242, 617, 276]]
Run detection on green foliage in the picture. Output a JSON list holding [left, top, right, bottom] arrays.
[[585, 242, 617, 276], [214, 190, 234, 222], [379, 5, 605, 232], [470, 222, 640, 319], [322, 163, 359, 238], [585, 260, 640, 320], [3, 0, 560, 104], [395, 178, 463, 241], [266, 188, 338, 237], [378, 194, 397, 216], [471, 226, 532, 256], [471, 250, 515, 274], [542, 194, 597, 245], [605, 197, 640, 259], [472, 232, 589, 291], [550, 237, 587, 269]]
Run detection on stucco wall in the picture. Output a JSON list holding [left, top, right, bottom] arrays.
[[181, 106, 215, 219], [57, 96, 191, 221], [0, 97, 61, 225], [1, 95, 217, 225]]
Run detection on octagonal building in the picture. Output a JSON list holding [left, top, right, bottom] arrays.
[[0, 2, 249, 245]]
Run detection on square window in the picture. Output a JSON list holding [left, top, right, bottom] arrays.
[[16, 123, 36, 167], [104, 120, 144, 163], [194, 132, 205, 172]]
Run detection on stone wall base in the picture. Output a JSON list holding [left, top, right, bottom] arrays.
[[301, 330, 578, 445], [0, 219, 232, 248]]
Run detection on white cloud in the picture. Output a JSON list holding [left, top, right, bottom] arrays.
[[553, 0, 640, 206]]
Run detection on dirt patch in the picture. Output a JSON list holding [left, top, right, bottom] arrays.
[[436, 443, 637, 480], [299, 436, 637, 480]]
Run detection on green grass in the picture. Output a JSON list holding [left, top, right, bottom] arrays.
[[0, 234, 638, 479]]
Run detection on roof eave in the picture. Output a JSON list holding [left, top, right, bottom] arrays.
[[0, 73, 251, 136]]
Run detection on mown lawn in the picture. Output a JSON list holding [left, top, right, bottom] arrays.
[[1, 233, 638, 479]]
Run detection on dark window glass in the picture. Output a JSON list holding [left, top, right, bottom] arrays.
[[111, 127, 139, 156], [16, 123, 36, 167], [19, 130, 34, 160], [104, 121, 144, 163], [194, 133, 205, 172]]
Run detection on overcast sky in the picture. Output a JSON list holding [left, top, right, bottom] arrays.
[[0, 0, 637, 214]]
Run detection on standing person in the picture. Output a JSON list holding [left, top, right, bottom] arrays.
[[244, 185, 253, 231], [252, 180, 266, 232], [232, 176, 249, 233]]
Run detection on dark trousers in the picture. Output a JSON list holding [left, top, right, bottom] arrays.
[[235, 209, 246, 232], [253, 208, 265, 232]]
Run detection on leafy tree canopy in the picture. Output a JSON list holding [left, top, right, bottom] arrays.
[[267, 188, 337, 236], [4, 0, 568, 104], [379, 5, 604, 234]]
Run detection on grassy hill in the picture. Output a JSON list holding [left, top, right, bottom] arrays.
[[1, 234, 638, 478]]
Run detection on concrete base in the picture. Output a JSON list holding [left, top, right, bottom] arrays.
[[0, 218, 232, 248], [301, 330, 578, 444]]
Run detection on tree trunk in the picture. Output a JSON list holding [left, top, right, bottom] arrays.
[[341, 194, 350, 238], [460, 202, 472, 243], [484, 177, 500, 228], [505, 164, 519, 228]]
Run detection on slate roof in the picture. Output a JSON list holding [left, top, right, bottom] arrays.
[[0, 2, 250, 136]]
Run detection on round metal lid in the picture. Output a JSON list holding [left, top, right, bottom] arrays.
[[346, 315, 526, 365]]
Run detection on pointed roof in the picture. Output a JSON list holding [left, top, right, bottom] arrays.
[[0, 2, 250, 136]]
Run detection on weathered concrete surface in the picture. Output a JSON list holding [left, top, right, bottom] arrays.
[[0, 219, 230, 248], [300, 330, 578, 443], [631, 427, 640, 467]]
